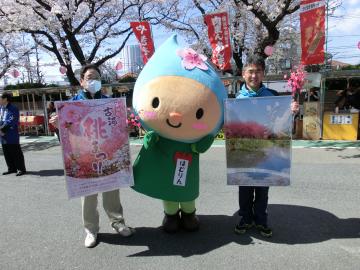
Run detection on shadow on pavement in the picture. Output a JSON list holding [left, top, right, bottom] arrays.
[[262, 204, 360, 244], [339, 154, 360, 159], [20, 141, 60, 152], [98, 214, 253, 257], [97, 204, 360, 257], [26, 169, 64, 177], [0, 141, 59, 156], [303, 140, 360, 149]]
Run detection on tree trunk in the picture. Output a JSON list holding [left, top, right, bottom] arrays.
[[233, 49, 243, 75], [65, 66, 79, 86]]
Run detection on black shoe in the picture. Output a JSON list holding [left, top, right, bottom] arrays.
[[235, 220, 253, 234], [16, 171, 26, 176], [2, 171, 16, 175], [162, 211, 180, 233], [180, 210, 200, 232], [256, 224, 273, 238]]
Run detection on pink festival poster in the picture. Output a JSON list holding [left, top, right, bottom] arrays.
[[56, 98, 134, 199]]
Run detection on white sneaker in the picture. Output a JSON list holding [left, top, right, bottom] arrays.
[[84, 232, 97, 248], [111, 222, 135, 237]]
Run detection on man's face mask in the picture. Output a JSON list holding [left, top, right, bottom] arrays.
[[86, 80, 102, 94]]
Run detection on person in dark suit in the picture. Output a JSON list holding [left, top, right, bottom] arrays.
[[0, 92, 26, 176]]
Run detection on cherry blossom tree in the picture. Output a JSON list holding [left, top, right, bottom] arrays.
[[0, 33, 34, 80], [154, 0, 301, 73], [0, 0, 167, 85], [157, 0, 343, 73]]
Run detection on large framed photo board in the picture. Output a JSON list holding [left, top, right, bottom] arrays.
[[224, 96, 292, 186]]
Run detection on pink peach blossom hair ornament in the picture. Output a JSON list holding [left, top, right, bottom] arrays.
[[176, 48, 208, 71]]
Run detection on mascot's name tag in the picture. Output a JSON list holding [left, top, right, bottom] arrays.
[[173, 152, 192, 187]]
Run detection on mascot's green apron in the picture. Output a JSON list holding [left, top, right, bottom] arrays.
[[133, 131, 213, 202]]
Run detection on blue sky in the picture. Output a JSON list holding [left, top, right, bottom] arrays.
[[328, 0, 360, 64]]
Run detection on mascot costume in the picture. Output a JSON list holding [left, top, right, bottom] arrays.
[[132, 35, 227, 233]]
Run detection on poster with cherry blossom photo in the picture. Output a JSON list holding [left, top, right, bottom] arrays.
[[56, 98, 133, 199], [224, 96, 292, 186]]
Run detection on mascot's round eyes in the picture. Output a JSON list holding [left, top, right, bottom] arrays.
[[196, 108, 204, 119], [152, 97, 160, 108]]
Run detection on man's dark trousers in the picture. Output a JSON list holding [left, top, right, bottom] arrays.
[[2, 144, 26, 172], [238, 186, 269, 226]]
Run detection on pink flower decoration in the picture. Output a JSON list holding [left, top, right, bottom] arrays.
[[177, 48, 208, 71], [287, 65, 306, 97]]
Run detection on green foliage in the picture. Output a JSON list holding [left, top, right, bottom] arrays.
[[215, 129, 225, 140], [4, 82, 58, 90], [117, 75, 136, 83], [226, 138, 290, 151], [340, 64, 360, 71]]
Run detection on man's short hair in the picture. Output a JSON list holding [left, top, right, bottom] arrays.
[[79, 64, 101, 79], [244, 56, 266, 71], [1, 92, 12, 102]]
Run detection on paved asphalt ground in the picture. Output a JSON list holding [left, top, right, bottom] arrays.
[[0, 136, 359, 270]]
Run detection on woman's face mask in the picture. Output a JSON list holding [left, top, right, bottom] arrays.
[[86, 80, 102, 94]]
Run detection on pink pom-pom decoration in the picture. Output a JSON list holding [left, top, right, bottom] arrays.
[[115, 61, 123, 71], [9, 69, 20, 78], [59, 66, 67, 74], [264, 46, 274, 56]]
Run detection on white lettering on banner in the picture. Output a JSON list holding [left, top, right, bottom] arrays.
[[215, 43, 225, 53], [140, 35, 149, 56], [218, 53, 225, 65], [135, 25, 147, 34], [221, 16, 229, 42], [173, 159, 189, 187], [300, 1, 325, 13], [212, 16, 223, 37], [211, 15, 226, 66], [330, 115, 352, 125]]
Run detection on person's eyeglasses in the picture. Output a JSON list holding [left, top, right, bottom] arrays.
[[245, 70, 263, 75]]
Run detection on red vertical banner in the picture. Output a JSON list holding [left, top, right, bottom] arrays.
[[204, 12, 232, 71], [130, 21, 155, 64], [300, 0, 325, 65]]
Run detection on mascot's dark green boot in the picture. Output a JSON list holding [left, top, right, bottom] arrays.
[[181, 210, 199, 231], [162, 211, 180, 233]]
